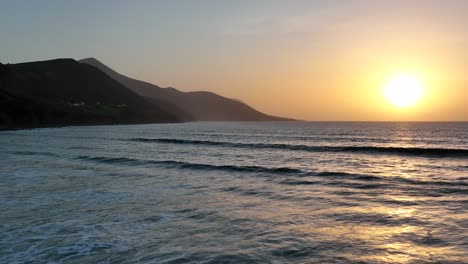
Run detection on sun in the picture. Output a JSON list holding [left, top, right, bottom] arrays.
[[383, 73, 425, 108]]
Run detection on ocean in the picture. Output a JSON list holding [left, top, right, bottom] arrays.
[[1, 122, 467, 263]]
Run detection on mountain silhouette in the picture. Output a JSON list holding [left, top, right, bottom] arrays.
[[0, 59, 182, 130], [79, 58, 293, 121]]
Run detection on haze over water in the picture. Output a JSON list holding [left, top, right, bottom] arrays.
[[1, 122, 467, 263]]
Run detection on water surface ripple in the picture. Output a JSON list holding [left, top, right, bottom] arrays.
[[1, 122, 467, 263]]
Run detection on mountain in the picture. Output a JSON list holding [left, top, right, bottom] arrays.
[[79, 58, 293, 121], [0, 59, 182, 130]]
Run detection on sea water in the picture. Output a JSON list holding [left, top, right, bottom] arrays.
[[1, 122, 467, 263]]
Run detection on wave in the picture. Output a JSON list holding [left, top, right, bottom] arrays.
[[129, 138, 468, 158], [77, 155, 467, 190], [8, 151, 60, 158], [324, 212, 429, 227], [68, 146, 94, 150], [78, 156, 388, 179], [77, 156, 303, 174]]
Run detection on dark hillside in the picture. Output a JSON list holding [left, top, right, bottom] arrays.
[[0, 59, 182, 130]]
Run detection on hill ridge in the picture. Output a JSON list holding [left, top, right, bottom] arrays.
[[79, 58, 293, 121], [0, 58, 183, 130]]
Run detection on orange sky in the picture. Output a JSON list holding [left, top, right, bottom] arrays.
[[2, 1, 467, 121], [114, 1, 467, 121]]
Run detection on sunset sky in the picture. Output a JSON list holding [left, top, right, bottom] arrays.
[[1, 0, 467, 121]]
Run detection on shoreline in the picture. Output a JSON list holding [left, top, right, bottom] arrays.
[[0, 120, 301, 132], [0, 120, 184, 132], [3, 120, 468, 132]]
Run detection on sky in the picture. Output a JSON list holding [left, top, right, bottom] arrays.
[[1, 0, 467, 121]]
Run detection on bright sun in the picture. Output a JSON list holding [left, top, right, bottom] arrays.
[[383, 73, 425, 108]]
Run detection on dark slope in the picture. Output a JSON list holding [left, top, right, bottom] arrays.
[[79, 58, 293, 121], [0, 59, 182, 130]]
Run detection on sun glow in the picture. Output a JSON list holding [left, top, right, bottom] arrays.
[[383, 74, 425, 108]]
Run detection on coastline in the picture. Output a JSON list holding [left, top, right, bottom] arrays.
[[0, 120, 301, 132]]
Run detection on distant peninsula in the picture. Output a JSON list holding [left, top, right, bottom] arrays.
[[0, 58, 293, 130]]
